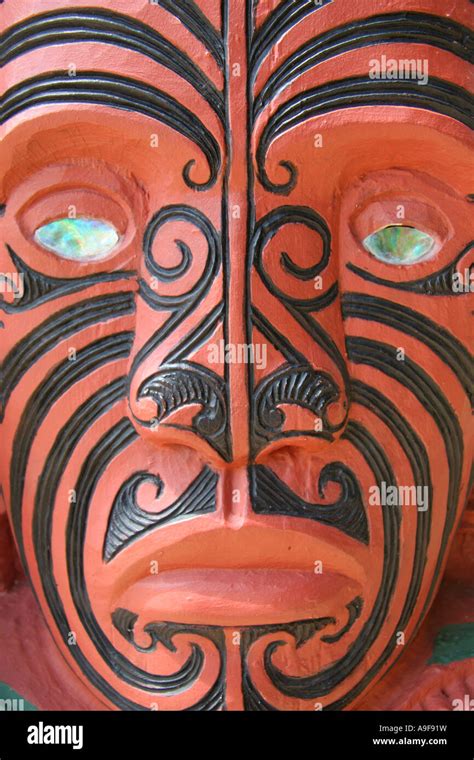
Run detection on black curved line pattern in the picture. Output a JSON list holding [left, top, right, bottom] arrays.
[[2, 9, 224, 121], [257, 77, 473, 193], [243, 371, 440, 709], [317, 337, 463, 709], [250, 205, 349, 393], [346, 338, 463, 623], [10, 334, 134, 570], [132, 205, 222, 373], [252, 363, 341, 453], [33, 384, 146, 710], [137, 362, 231, 461], [240, 599, 364, 711], [263, 421, 399, 700], [1, 72, 221, 191], [67, 418, 225, 704], [250, 0, 333, 75], [251, 306, 309, 365], [249, 461, 369, 544], [254, 12, 474, 117], [321, 597, 364, 644], [242, 420, 400, 707], [32, 383, 214, 709], [242, 615, 337, 651], [289, 306, 351, 389], [1, 292, 135, 421], [252, 205, 332, 305], [112, 609, 227, 710], [104, 467, 218, 562], [152, 0, 225, 68], [351, 381, 432, 623], [240, 614, 337, 707], [327, 381, 433, 708], [142, 205, 221, 308], [342, 293, 473, 405], [0, 245, 134, 313], [347, 241, 474, 296]]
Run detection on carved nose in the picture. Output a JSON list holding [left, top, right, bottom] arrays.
[[128, 350, 348, 465], [130, 361, 232, 462], [128, 202, 350, 463]]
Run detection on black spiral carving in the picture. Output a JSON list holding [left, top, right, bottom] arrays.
[[252, 363, 342, 453], [141, 205, 221, 307], [256, 77, 473, 194], [112, 608, 226, 709], [132, 206, 223, 374], [251, 205, 336, 314], [104, 467, 218, 562], [137, 362, 231, 461], [250, 461, 368, 543], [1, 72, 221, 191]]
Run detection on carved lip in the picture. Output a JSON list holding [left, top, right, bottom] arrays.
[[130, 525, 367, 584], [116, 567, 363, 627]]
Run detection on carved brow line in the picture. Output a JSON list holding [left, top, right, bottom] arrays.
[[256, 76, 474, 194], [0, 71, 221, 192], [1, 8, 224, 122]]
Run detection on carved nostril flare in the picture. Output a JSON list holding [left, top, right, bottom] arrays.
[[129, 361, 232, 462]]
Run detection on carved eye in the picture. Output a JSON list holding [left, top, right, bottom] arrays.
[[34, 217, 120, 261], [363, 225, 435, 264]]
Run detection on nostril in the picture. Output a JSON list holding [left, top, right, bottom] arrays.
[[127, 362, 232, 463], [133, 395, 157, 424], [325, 397, 350, 430]]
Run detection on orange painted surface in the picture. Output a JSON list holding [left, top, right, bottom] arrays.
[[0, 0, 472, 710]]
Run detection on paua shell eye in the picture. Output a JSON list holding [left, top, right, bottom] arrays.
[[363, 225, 435, 264], [34, 217, 120, 261]]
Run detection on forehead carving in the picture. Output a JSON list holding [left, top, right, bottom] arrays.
[[0, 0, 473, 712]]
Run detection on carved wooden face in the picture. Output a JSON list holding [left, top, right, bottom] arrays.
[[1, 0, 472, 710]]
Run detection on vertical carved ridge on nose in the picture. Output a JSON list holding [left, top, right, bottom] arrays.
[[219, 467, 249, 530], [224, 0, 253, 466]]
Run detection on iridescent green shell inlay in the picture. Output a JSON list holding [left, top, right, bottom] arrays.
[[363, 225, 435, 264], [35, 217, 120, 261]]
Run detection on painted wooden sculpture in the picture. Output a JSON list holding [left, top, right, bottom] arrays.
[[0, 0, 472, 711]]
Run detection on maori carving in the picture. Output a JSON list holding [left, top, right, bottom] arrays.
[[252, 364, 342, 453], [1, 0, 472, 714], [104, 467, 218, 562], [249, 462, 369, 544], [0, 246, 134, 313], [2, 8, 225, 120], [1, 72, 221, 191], [253, 12, 474, 116], [136, 363, 230, 460], [346, 241, 474, 296]]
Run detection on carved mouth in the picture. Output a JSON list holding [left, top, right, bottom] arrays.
[[115, 564, 363, 627]]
